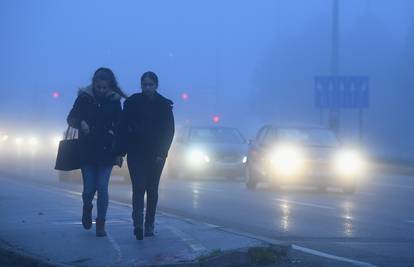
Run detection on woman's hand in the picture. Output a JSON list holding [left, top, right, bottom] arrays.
[[80, 120, 90, 135], [155, 156, 165, 164]]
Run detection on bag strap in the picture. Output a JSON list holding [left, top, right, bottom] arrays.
[[64, 126, 79, 140]]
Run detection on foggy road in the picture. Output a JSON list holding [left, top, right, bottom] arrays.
[[2, 1, 414, 266], [2, 160, 414, 266]]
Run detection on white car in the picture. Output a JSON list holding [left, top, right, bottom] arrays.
[[246, 124, 366, 194]]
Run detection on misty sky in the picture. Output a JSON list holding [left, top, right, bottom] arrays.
[[1, 0, 414, 157]]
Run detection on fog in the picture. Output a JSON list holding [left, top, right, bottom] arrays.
[[1, 0, 414, 160]]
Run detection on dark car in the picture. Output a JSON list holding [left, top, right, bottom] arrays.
[[246, 124, 366, 193], [167, 126, 248, 180]]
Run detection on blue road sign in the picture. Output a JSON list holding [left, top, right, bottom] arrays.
[[314, 76, 369, 109]]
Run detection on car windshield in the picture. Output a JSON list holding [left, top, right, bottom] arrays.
[[189, 128, 245, 144], [275, 128, 339, 147]]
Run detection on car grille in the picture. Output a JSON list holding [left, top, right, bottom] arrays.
[[214, 154, 241, 163]]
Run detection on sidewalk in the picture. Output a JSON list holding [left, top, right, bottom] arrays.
[[0, 176, 359, 267], [0, 177, 284, 267]]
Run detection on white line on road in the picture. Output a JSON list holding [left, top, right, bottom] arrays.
[[292, 245, 377, 267], [273, 198, 336, 210], [167, 226, 208, 255], [371, 182, 414, 190], [107, 233, 123, 265]]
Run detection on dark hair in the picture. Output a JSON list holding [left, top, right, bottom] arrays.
[[92, 67, 127, 98], [140, 71, 159, 87]]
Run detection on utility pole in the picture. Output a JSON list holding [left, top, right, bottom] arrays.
[[329, 0, 341, 134], [331, 0, 339, 75]]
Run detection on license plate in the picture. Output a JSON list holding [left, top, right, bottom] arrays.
[[215, 162, 238, 169]]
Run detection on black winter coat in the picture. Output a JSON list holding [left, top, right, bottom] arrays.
[[67, 86, 122, 166], [118, 92, 175, 159]]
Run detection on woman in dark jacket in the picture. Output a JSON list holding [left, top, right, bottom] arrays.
[[67, 67, 126, 237], [119, 71, 174, 240]]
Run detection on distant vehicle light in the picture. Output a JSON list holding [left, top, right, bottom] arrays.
[[270, 144, 305, 176], [334, 150, 365, 176], [52, 136, 61, 147], [242, 156, 247, 164], [15, 137, 24, 145], [29, 137, 39, 146]]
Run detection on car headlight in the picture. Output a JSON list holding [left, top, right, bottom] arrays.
[[187, 149, 210, 166], [334, 150, 365, 176], [270, 145, 305, 176]]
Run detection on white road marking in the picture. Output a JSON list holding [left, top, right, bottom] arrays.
[[355, 191, 375, 197], [107, 233, 123, 265], [159, 184, 224, 193], [273, 198, 336, 210], [292, 245, 377, 267], [167, 226, 208, 255], [371, 182, 414, 190]]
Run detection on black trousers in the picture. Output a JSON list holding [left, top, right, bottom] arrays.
[[127, 154, 165, 228]]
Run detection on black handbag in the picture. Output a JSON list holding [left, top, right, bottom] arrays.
[[54, 127, 83, 171]]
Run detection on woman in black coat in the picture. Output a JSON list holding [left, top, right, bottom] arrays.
[[119, 71, 174, 240], [67, 67, 126, 237]]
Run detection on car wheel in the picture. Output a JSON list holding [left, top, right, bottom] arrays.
[[270, 181, 282, 191], [246, 165, 258, 190], [226, 175, 239, 181], [167, 164, 178, 179], [58, 170, 81, 183], [342, 183, 356, 194], [317, 185, 326, 193]]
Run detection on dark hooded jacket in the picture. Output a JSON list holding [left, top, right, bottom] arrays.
[[117, 92, 175, 159], [67, 86, 122, 166]]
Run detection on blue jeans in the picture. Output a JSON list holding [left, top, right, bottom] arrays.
[[81, 164, 113, 220]]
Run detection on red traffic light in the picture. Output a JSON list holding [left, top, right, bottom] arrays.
[[52, 91, 60, 99], [181, 92, 189, 101], [212, 115, 220, 124]]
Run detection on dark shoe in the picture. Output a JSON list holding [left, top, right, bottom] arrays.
[[144, 224, 154, 237], [134, 227, 144, 240], [96, 218, 107, 237], [82, 204, 93, 230]]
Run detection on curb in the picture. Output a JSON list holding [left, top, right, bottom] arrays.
[[143, 245, 291, 267], [0, 241, 69, 267], [0, 239, 290, 267]]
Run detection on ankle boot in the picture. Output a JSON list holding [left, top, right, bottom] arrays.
[[144, 223, 155, 237], [96, 218, 107, 237], [82, 204, 93, 230], [134, 227, 144, 240]]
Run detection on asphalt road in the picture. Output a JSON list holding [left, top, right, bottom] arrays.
[[1, 155, 414, 266]]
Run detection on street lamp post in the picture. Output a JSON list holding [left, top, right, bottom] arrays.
[[329, 0, 341, 134]]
